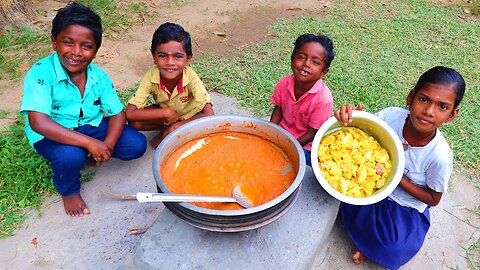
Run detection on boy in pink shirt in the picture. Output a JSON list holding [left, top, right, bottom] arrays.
[[270, 33, 335, 166]]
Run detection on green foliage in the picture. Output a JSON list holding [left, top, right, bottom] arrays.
[[78, 0, 150, 38], [117, 83, 157, 108], [194, 0, 480, 172], [463, 238, 480, 269], [465, 0, 480, 15], [0, 27, 50, 79], [80, 168, 96, 183], [0, 115, 99, 238], [0, 27, 46, 49], [165, 0, 189, 8], [117, 84, 139, 107], [0, 115, 54, 238], [0, 110, 10, 119]]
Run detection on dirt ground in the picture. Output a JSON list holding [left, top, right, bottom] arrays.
[[0, 0, 479, 269]]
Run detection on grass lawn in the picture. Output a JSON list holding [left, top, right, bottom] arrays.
[[193, 0, 480, 173]]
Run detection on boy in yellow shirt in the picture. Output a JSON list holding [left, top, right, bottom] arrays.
[[126, 23, 214, 148]]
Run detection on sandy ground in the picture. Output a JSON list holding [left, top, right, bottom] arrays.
[[0, 0, 479, 269]]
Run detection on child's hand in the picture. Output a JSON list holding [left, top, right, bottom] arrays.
[[86, 139, 112, 163], [163, 122, 183, 138], [334, 103, 365, 126], [162, 108, 182, 125]]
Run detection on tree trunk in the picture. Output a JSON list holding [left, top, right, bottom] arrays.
[[0, 0, 33, 30]]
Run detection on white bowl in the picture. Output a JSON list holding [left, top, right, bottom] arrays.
[[311, 110, 405, 205]]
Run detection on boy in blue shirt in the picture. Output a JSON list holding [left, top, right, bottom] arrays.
[[20, 3, 146, 217]]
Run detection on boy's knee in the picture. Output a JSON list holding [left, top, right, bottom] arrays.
[[51, 145, 88, 168], [116, 128, 147, 160], [128, 137, 147, 160]]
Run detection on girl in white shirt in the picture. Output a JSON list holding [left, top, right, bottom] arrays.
[[335, 66, 466, 269]]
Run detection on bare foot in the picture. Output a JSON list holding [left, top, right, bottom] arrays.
[[149, 131, 164, 149], [62, 194, 90, 217], [352, 250, 365, 265]]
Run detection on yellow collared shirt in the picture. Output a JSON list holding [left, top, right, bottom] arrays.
[[128, 66, 212, 119]]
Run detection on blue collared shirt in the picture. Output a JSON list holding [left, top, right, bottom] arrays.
[[20, 53, 123, 146]]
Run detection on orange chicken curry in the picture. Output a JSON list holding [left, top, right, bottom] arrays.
[[160, 131, 296, 210]]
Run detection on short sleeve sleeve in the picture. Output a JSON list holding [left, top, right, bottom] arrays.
[[128, 71, 154, 108], [375, 107, 390, 121], [99, 78, 123, 116], [20, 65, 53, 115], [190, 72, 212, 105], [270, 80, 283, 106], [425, 151, 453, 192]]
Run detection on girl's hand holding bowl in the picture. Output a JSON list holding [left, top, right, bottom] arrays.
[[311, 110, 405, 205], [334, 103, 365, 126]]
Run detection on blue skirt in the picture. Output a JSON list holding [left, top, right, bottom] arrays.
[[341, 198, 430, 269]]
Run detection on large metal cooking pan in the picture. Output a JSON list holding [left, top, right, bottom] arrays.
[[153, 115, 306, 232]]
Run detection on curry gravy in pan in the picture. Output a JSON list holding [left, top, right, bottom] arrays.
[[160, 131, 296, 210]]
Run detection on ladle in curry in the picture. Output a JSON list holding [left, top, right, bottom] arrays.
[[104, 185, 254, 209]]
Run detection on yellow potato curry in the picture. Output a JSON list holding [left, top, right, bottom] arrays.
[[317, 127, 391, 198]]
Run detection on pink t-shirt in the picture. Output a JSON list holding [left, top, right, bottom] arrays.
[[270, 74, 333, 150]]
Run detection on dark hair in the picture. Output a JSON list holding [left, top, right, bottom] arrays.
[[150, 23, 192, 56], [291, 33, 335, 70], [413, 66, 466, 109], [51, 3, 102, 52]]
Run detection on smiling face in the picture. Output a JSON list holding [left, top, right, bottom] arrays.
[[152, 40, 192, 87], [406, 83, 459, 135], [291, 41, 329, 89], [51, 24, 97, 77]]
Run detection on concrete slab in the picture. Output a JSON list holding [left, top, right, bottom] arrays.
[[133, 168, 340, 270]]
